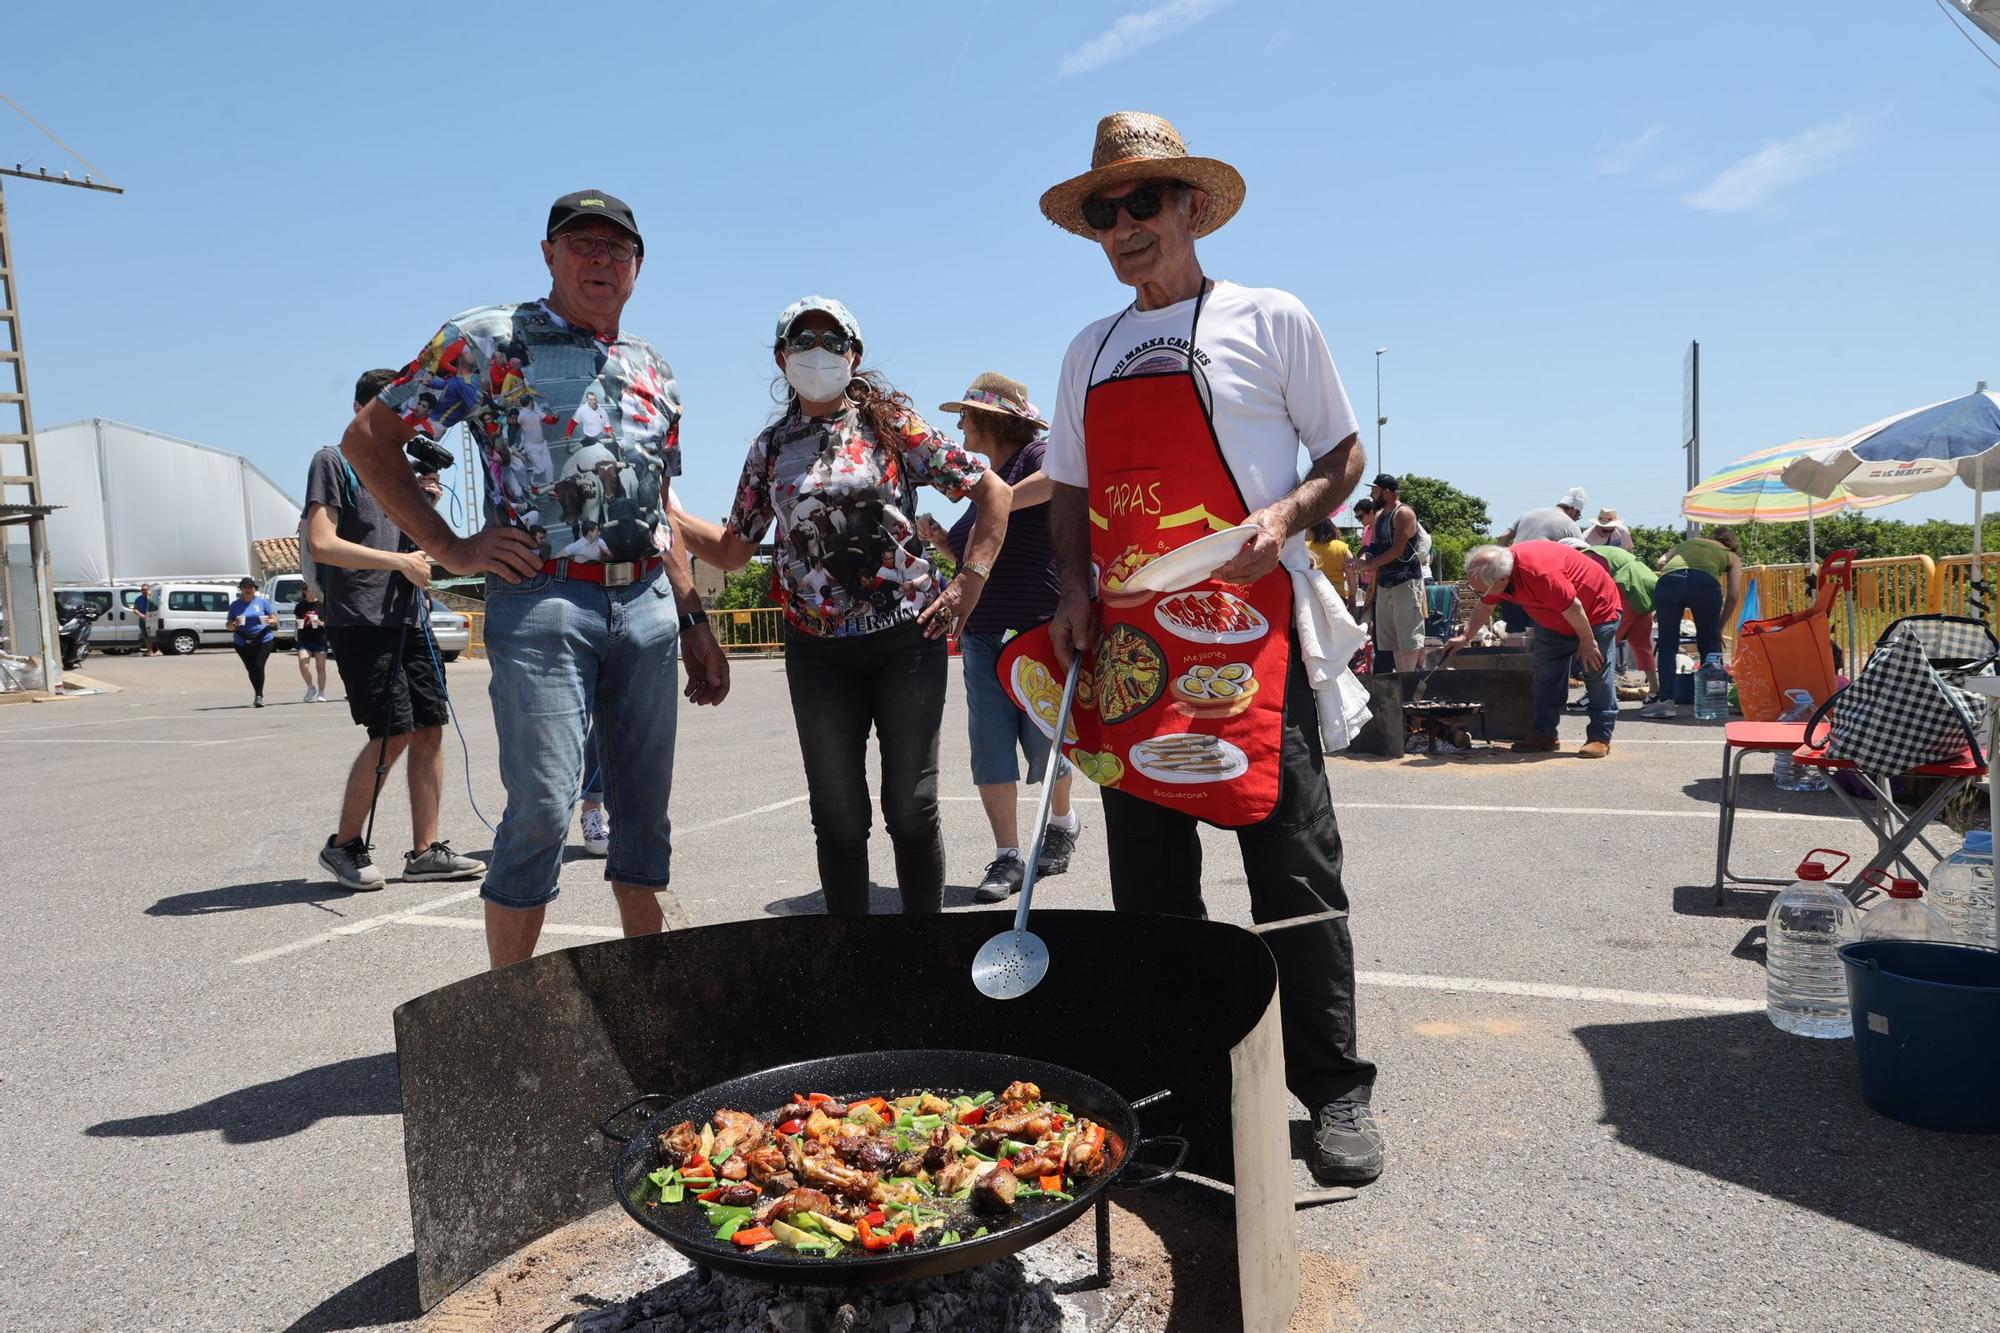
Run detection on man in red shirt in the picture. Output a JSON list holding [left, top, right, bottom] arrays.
[[1448, 540, 1624, 757]]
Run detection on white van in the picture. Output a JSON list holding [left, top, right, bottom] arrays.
[[156, 584, 242, 655], [54, 584, 145, 649]]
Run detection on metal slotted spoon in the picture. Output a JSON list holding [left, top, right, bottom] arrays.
[[972, 653, 1084, 1000]]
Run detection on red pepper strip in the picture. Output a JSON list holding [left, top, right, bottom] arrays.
[[697, 1188, 723, 1203], [995, 1157, 1013, 1171], [1039, 1174, 1063, 1193], [777, 1119, 805, 1135], [684, 1153, 708, 1172], [958, 1105, 986, 1126], [1049, 1115, 1066, 1133], [854, 1096, 887, 1115], [857, 1219, 893, 1252], [863, 1210, 887, 1228], [806, 1093, 835, 1106], [732, 1227, 775, 1247], [890, 1223, 916, 1247], [1086, 1125, 1105, 1152]]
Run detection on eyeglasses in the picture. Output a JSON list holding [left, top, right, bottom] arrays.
[[557, 232, 638, 263], [1081, 183, 1174, 232], [785, 329, 855, 355]]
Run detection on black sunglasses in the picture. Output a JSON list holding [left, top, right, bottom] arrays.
[[784, 329, 855, 355], [1081, 183, 1174, 232]]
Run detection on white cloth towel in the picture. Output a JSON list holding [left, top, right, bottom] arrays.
[[1283, 540, 1372, 753]]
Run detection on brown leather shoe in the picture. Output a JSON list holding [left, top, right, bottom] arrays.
[[1578, 739, 1612, 758], [1511, 735, 1560, 753]]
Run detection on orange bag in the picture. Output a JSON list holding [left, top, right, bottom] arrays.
[[1732, 550, 1854, 722]]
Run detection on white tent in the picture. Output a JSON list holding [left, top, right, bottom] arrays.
[[7, 419, 301, 584]]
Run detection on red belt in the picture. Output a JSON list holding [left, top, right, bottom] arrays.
[[543, 555, 664, 587]]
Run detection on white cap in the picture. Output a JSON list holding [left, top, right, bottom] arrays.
[[1560, 486, 1588, 511]]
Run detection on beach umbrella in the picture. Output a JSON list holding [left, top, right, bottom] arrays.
[[1683, 439, 1907, 565], [1780, 386, 2000, 562]]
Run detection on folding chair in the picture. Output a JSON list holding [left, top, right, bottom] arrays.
[[1790, 738, 1985, 891], [1712, 720, 1814, 903]]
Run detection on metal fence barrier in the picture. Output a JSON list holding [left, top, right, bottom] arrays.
[[1741, 554, 1950, 662], [713, 606, 785, 655]]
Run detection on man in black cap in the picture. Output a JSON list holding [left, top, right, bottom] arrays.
[[341, 189, 729, 971], [1348, 473, 1424, 673]]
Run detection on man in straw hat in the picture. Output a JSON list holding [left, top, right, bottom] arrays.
[[1034, 112, 1383, 1184]]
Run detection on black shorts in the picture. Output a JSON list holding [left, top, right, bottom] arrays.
[[327, 624, 449, 738]]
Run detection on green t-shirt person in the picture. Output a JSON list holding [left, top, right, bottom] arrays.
[[1591, 543, 1658, 614]]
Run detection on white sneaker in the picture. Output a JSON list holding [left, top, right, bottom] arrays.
[[1638, 699, 1679, 719], [581, 806, 611, 856], [305, 687, 320, 703]]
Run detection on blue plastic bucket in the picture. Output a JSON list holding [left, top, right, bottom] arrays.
[[1840, 940, 2000, 1133]]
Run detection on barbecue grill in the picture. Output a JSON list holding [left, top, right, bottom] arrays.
[[396, 910, 1302, 1331]]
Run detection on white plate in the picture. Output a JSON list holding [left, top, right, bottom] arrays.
[[1120, 524, 1263, 595], [1152, 589, 1270, 646], [1129, 732, 1249, 784]]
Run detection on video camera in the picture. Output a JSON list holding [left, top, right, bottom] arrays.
[[405, 432, 456, 475]]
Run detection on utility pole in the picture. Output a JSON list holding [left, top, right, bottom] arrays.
[[1681, 340, 1700, 537], [0, 143, 122, 688], [1374, 347, 1388, 476]]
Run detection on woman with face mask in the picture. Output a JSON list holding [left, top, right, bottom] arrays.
[[672, 296, 1012, 914]]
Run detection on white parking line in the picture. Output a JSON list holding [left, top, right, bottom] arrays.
[[1338, 801, 1844, 823], [231, 888, 484, 965], [1357, 969, 1763, 1014], [394, 914, 620, 939]]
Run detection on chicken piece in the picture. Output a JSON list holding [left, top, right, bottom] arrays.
[[1009, 1147, 1064, 1181], [716, 1182, 761, 1207], [1067, 1121, 1108, 1178], [921, 1127, 954, 1174], [997, 1080, 1041, 1106], [803, 1108, 839, 1140], [775, 1101, 814, 1124], [892, 1151, 928, 1178], [971, 1165, 1018, 1214], [757, 1187, 834, 1225], [932, 1156, 978, 1197], [787, 1134, 881, 1201], [658, 1120, 702, 1167], [760, 1170, 799, 1197], [710, 1108, 768, 1160], [981, 1104, 1056, 1140], [719, 1156, 750, 1181], [832, 1135, 897, 1174], [740, 1142, 788, 1184], [918, 1093, 952, 1117]]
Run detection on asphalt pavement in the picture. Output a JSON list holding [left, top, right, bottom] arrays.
[[4, 648, 1996, 1331]]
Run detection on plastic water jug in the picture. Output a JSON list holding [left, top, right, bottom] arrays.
[[1857, 869, 1946, 942], [1929, 831, 1997, 949], [1772, 689, 1827, 792], [1766, 848, 1859, 1038], [1694, 653, 1731, 722]]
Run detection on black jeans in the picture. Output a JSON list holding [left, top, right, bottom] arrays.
[[1102, 647, 1377, 1110], [235, 639, 273, 696], [785, 620, 948, 915]]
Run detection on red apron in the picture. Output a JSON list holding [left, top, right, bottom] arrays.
[[1001, 286, 1291, 827]]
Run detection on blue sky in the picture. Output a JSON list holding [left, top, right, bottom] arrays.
[[7, 0, 1998, 536]]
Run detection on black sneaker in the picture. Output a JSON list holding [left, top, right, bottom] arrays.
[[253, 694, 265, 708], [1310, 1099, 1385, 1185], [1565, 696, 1590, 713], [318, 835, 385, 891], [972, 854, 1026, 903], [1037, 819, 1082, 877]]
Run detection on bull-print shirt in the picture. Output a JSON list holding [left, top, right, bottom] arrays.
[[377, 300, 681, 563], [726, 403, 985, 638]]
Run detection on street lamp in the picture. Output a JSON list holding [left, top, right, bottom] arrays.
[[1374, 348, 1388, 474]]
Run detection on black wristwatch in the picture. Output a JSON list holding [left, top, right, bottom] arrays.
[[679, 608, 710, 632]]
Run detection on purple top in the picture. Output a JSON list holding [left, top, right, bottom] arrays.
[[946, 438, 1059, 635]]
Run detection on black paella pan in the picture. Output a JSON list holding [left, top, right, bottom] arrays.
[[598, 1048, 1186, 1284]]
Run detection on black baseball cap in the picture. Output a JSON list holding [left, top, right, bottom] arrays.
[[1371, 472, 1399, 491], [546, 190, 644, 256]]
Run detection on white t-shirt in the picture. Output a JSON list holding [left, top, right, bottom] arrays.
[[1044, 281, 1359, 511], [559, 534, 611, 561]]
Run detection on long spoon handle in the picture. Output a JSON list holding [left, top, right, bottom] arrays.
[[1013, 654, 1084, 934]]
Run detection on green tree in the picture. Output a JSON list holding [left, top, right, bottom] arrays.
[[1628, 524, 1682, 567], [711, 560, 774, 611], [1395, 474, 1490, 538]]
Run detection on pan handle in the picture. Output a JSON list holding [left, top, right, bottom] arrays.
[[1116, 1133, 1190, 1190], [1128, 1089, 1173, 1112], [597, 1091, 673, 1145]]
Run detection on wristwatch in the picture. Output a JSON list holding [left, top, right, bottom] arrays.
[[960, 560, 992, 580], [679, 608, 710, 632]]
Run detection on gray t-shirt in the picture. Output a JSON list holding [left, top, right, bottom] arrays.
[[303, 446, 421, 628], [1510, 506, 1583, 544]]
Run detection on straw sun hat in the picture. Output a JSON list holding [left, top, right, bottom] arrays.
[[939, 371, 1046, 430], [1038, 111, 1246, 239]]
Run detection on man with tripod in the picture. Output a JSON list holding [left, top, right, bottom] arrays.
[[308, 368, 485, 891]]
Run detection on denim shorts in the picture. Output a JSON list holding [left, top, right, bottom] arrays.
[[959, 630, 1071, 787], [479, 570, 680, 908]]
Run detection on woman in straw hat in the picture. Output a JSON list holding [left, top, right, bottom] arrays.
[[915, 372, 1083, 906], [1007, 111, 1382, 1185], [671, 296, 1011, 916]]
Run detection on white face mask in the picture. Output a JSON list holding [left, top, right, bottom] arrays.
[[784, 347, 853, 403]]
